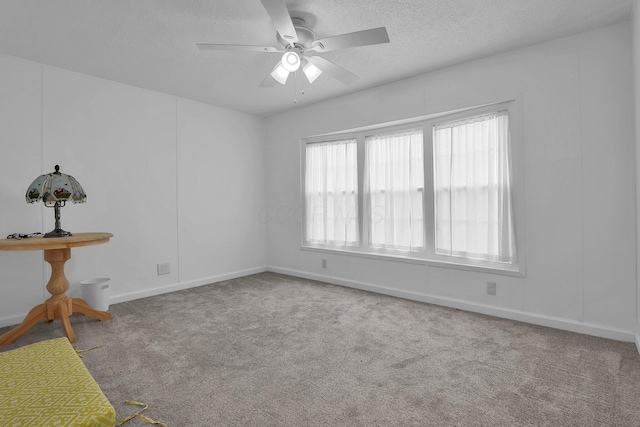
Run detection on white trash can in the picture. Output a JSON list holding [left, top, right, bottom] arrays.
[[80, 278, 110, 312]]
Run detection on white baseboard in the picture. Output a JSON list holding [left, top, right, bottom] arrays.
[[108, 266, 269, 305], [268, 266, 637, 344], [0, 313, 32, 329], [0, 266, 269, 329]]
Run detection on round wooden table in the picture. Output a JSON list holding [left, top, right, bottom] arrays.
[[0, 232, 113, 345]]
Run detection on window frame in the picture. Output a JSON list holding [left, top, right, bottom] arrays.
[[300, 100, 525, 276]]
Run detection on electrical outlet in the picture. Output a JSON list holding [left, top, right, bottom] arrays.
[[322, 259, 327, 269], [487, 281, 496, 296], [157, 262, 170, 276]]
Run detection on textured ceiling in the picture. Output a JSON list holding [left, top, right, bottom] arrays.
[[0, 0, 634, 117]]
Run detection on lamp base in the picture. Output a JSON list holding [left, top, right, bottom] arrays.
[[44, 228, 72, 238]]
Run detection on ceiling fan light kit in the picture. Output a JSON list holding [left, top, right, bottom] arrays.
[[197, 0, 390, 90]]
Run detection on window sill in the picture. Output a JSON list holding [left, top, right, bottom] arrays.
[[300, 244, 524, 277]]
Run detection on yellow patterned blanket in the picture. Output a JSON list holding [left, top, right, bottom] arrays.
[[0, 337, 115, 427]]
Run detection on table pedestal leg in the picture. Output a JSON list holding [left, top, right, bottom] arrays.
[[0, 304, 47, 345], [0, 247, 112, 345]]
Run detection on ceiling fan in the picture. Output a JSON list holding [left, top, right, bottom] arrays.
[[196, 0, 390, 87]]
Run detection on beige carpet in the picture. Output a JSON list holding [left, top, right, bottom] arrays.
[[1, 272, 640, 426]]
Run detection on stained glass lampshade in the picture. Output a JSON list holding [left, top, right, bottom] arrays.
[[26, 165, 86, 238]]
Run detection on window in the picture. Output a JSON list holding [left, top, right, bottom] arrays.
[[433, 111, 517, 264], [302, 101, 521, 274], [304, 140, 358, 246], [364, 129, 424, 251]]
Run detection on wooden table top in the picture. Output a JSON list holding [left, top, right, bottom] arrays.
[[0, 232, 113, 251]]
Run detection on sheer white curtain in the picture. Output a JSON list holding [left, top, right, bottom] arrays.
[[364, 129, 424, 251], [305, 140, 358, 245], [434, 111, 516, 263]]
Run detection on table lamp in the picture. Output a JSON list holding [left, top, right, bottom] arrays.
[[26, 165, 86, 238]]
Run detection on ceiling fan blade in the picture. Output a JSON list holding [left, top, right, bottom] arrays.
[[307, 56, 359, 85], [259, 0, 298, 46], [259, 73, 278, 87], [309, 27, 389, 52], [259, 62, 282, 87], [197, 43, 284, 53]]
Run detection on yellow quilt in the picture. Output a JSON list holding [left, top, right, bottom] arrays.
[[0, 337, 115, 427]]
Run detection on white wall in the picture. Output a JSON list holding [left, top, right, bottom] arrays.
[[634, 0, 640, 339], [0, 56, 44, 320], [265, 22, 637, 340], [0, 55, 267, 327]]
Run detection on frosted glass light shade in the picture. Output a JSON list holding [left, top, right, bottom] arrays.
[[270, 64, 290, 85], [303, 61, 323, 84], [281, 51, 301, 72]]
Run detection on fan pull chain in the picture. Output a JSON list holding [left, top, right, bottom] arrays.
[[292, 71, 306, 104], [293, 71, 298, 104]]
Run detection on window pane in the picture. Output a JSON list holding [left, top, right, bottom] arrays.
[[305, 140, 358, 245], [364, 129, 424, 251], [434, 111, 517, 263]]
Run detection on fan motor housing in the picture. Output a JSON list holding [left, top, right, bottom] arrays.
[[277, 18, 316, 50]]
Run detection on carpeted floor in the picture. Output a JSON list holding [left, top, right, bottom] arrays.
[[2, 272, 640, 426]]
